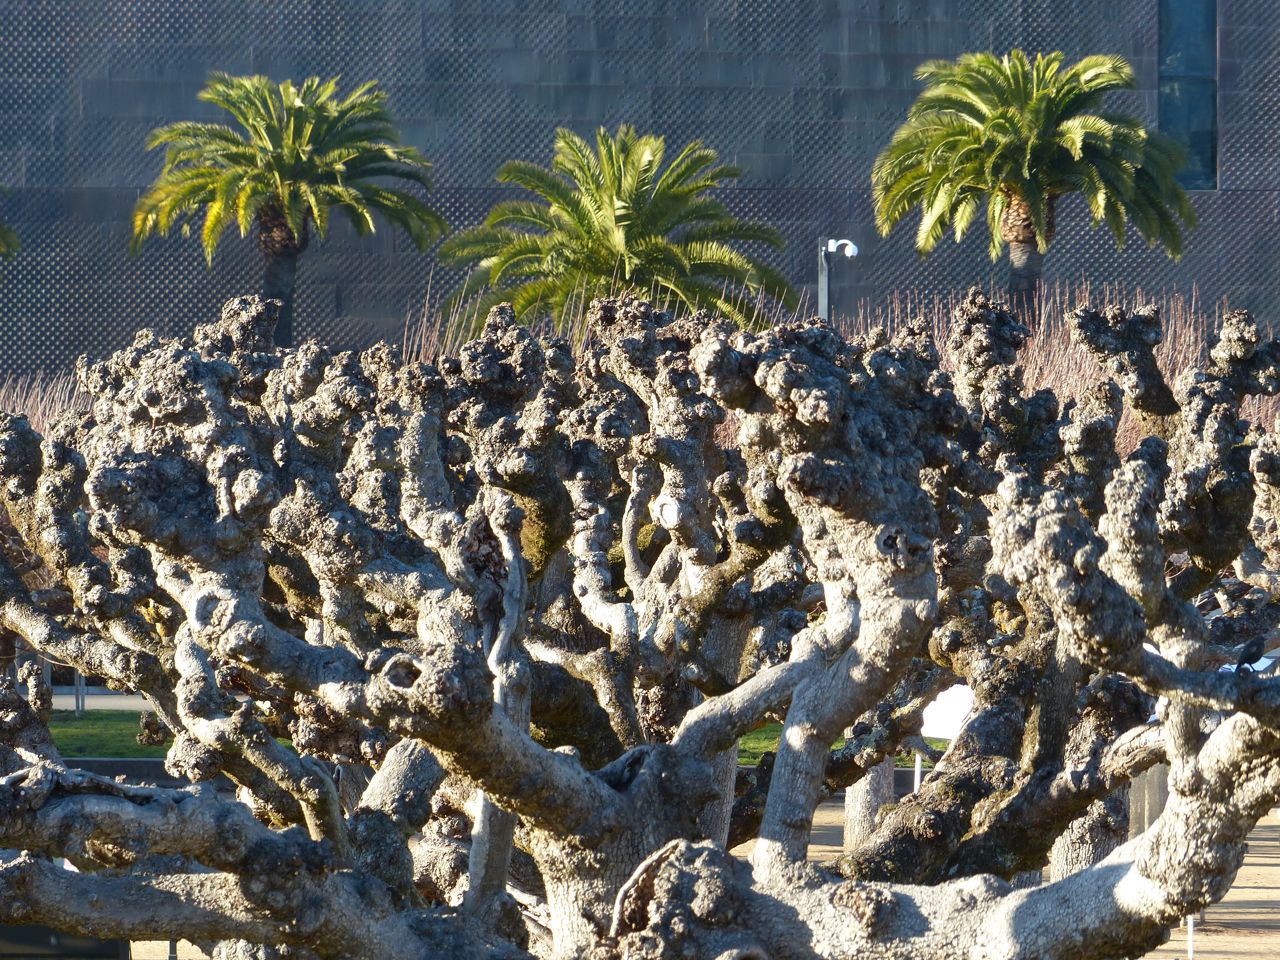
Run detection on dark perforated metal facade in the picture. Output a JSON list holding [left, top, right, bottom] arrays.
[[0, 0, 1275, 372]]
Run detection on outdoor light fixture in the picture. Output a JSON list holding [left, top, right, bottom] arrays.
[[818, 237, 858, 321]]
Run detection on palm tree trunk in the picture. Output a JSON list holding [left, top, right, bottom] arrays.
[[1007, 241, 1043, 312], [999, 193, 1055, 322], [257, 204, 309, 348], [262, 249, 299, 347]]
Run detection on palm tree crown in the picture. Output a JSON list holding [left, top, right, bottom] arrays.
[[441, 125, 797, 330], [132, 73, 445, 346], [872, 50, 1197, 296], [133, 73, 446, 262]]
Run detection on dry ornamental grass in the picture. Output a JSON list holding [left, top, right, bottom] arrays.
[[2, 281, 1270, 459]]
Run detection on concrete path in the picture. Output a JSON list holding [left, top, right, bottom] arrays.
[[1145, 810, 1280, 959], [51, 691, 150, 712]]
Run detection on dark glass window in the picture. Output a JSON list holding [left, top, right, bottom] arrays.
[[1158, 0, 1218, 189]]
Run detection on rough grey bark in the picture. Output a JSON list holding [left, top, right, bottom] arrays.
[[1049, 787, 1130, 881], [2, 288, 1280, 959], [843, 757, 894, 852]]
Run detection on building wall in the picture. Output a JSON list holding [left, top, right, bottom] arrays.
[[0, 0, 1275, 372]]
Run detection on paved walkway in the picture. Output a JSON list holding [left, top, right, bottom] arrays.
[[51, 691, 150, 712], [1145, 811, 1280, 959]]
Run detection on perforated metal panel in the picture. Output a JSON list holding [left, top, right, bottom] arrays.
[[0, 0, 1277, 375]]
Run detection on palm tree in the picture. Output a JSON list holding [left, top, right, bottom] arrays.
[[132, 73, 446, 345], [872, 50, 1197, 306], [440, 125, 797, 330]]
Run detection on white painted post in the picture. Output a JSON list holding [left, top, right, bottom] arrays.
[[1186, 914, 1195, 959], [914, 751, 923, 792]]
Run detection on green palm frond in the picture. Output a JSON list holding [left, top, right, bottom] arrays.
[[873, 49, 1196, 262], [132, 72, 446, 262], [441, 124, 797, 331]]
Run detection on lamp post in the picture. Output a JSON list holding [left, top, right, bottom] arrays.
[[818, 237, 858, 321]]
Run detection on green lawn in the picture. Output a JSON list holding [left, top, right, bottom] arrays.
[[48, 711, 947, 768], [738, 723, 837, 766], [48, 709, 168, 759], [738, 723, 949, 767]]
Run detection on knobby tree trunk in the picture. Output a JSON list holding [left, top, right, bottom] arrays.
[[464, 506, 530, 937], [10, 291, 1280, 960], [697, 747, 740, 846], [844, 757, 896, 852], [1050, 786, 1131, 881], [463, 656, 529, 931], [257, 203, 309, 347], [0, 628, 16, 677]]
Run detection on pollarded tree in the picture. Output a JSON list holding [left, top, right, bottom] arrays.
[[131, 73, 447, 346], [873, 50, 1197, 303], [3, 289, 1280, 959], [440, 125, 797, 330]]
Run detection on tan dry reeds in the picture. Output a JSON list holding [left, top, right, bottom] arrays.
[[402, 273, 807, 366], [405, 278, 1274, 454], [4, 281, 1271, 457], [838, 281, 1272, 454], [0, 368, 86, 435]]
